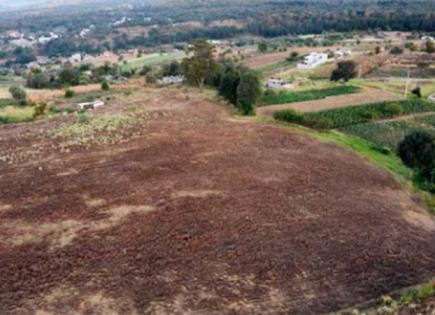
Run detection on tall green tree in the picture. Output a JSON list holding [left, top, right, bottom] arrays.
[[181, 39, 218, 88], [236, 71, 261, 115], [331, 60, 358, 82]]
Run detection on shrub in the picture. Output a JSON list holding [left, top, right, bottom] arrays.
[[9, 86, 27, 105], [145, 73, 157, 84], [32, 102, 47, 118], [64, 89, 75, 98], [303, 116, 334, 130], [101, 81, 110, 91], [390, 46, 404, 54], [384, 103, 403, 117], [412, 87, 422, 98], [273, 109, 304, 123]]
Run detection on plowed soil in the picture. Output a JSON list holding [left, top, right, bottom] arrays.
[[0, 88, 434, 315]]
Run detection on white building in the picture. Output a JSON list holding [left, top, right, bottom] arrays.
[[37, 33, 59, 44], [265, 78, 293, 90], [159, 75, 184, 85], [77, 100, 105, 110], [297, 52, 329, 69], [334, 49, 352, 59], [422, 36, 434, 41]]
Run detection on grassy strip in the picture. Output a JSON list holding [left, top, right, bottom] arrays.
[[335, 280, 435, 314], [258, 85, 360, 106], [0, 106, 34, 124], [274, 99, 435, 129], [120, 51, 185, 72]]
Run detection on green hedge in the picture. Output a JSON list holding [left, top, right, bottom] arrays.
[[258, 85, 360, 106], [274, 99, 435, 130]]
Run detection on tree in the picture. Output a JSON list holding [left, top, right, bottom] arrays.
[[411, 87, 422, 98], [374, 46, 381, 54], [65, 89, 75, 98], [398, 131, 435, 181], [425, 41, 434, 54], [258, 42, 268, 53], [181, 39, 218, 88], [218, 64, 241, 105], [236, 71, 261, 115], [58, 68, 80, 86], [330, 60, 357, 82], [161, 60, 182, 77], [389, 46, 404, 54], [9, 86, 27, 105], [26, 72, 50, 89], [101, 81, 110, 91]]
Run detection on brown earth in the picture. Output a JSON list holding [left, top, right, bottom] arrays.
[[257, 90, 399, 116], [0, 87, 434, 315]]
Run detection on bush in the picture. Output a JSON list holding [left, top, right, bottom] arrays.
[[390, 46, 404, 54], [412, 87, 422, 98], [273, 109, 304, 123], [64, 89, 75, 98], [384, 103, 404, 116], [9, 86, 27, 105], [145, 73, 157, 84], [32, 102, 47, 118], [101, 82, 110, 91], [303, 116, 334, 130]]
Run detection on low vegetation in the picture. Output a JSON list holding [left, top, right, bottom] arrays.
[[258, 85, 360, 106]]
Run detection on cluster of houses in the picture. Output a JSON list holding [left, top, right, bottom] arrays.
[[3, 31, 59, 47]]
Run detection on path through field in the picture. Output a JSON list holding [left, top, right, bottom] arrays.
[[0, 88, 434, 315], [257, 90, 399, 116]]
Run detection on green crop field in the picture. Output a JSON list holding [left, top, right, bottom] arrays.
[[258, 85, 360, 106], [120, 51, 186, 71], [274, 99, 435, 130]]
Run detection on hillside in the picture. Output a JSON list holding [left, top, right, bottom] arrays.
[[0, 86, 434, 314]]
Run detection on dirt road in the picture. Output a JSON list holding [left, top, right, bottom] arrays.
[[257, 90, 399, 115], [0, 88, 434, 314]]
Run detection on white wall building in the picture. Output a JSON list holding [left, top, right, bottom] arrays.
[[297, 52, 329, 69], [77, 100, 105, 110]]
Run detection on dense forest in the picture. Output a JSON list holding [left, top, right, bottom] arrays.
[[0, 0, 434, 57]]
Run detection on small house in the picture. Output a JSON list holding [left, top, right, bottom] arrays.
[[297, 52, 329, 69], [159, 75, 184, 85], [77, 100, 105, 110]]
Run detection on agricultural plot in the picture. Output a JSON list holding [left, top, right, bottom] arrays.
[[273, 99, 435, 129], [120, 51, 186, 71], [258, 85, 360, 106], [341, 114, 435, 151]]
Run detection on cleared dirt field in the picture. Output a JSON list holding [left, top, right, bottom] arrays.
[[0, 87, 434, 314], [257, 90, 399, 116]]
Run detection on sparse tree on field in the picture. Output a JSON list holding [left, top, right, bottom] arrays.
[[330, 60, 357, 82], [181, 39, 218, 88], [374, 46, 382, 54]]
